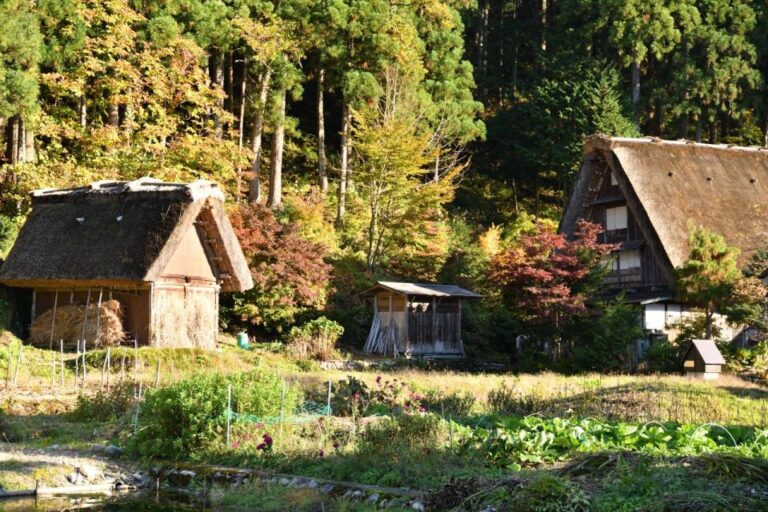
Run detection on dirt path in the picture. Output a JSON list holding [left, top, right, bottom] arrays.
[[0, 444, 147, 492]]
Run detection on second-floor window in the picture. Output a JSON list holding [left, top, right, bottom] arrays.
[[606, 205, 628, 231], [612, 249, 641, 271]]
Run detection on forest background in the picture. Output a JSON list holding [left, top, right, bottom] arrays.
[[2, 0, 767, 366]]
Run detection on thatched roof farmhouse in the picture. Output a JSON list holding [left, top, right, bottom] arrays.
[[560, 135, 768, 342], [0, 177, 253, 349]]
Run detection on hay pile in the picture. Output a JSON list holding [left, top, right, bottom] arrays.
[[29, 300, 125, 348]]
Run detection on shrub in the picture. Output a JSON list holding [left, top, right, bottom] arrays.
[[130, 370, 301, 459], [73, 383, 136, 422], [285, 317, 343, 361], [331, 375, 423, 417]]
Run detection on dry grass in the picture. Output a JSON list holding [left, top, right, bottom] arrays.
[[29, 300, 124, 349]]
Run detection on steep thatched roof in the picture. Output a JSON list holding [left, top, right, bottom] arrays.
[[0, 178, 253, 292], [562, 135, 768, 268], [362, 281, 482, 298]]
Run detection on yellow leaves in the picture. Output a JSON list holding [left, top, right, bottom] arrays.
[[233, 16, 301, 66], [421, 0, 455, 31], [479, 224, 503, 258]]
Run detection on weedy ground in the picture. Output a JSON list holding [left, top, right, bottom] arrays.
[[2, 333, 768, 511]]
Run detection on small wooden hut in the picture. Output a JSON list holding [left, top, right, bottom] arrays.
[[362, 281, 481, 358], [0, 178, 253, 349], [682, 339, 725, 380]]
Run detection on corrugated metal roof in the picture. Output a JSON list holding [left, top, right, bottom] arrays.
[[363, 281, 481, 298], [690, 339, 726, 365]]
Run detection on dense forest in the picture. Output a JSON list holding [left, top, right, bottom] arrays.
[[1, 0, 767, 359]]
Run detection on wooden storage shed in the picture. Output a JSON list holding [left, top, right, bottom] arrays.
[[682, 339, 725, 380], [0, 178, 253, 350], [362, 281, 481, 358]]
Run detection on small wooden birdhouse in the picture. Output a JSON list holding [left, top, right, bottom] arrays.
[[682, 339, 725, 380]]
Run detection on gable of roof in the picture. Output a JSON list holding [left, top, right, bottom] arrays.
[[0, 178, 253, 293], [562, 135, 768, 269], [685, 339, 726, 365], [362, 281, 482, 298]]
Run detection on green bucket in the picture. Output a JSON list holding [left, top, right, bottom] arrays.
[[236, 332, 250, 349]]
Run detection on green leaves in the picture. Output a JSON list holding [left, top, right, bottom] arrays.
[[464, 416, 768, 468]]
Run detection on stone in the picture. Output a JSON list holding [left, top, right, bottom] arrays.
[[320, 484, 335, 494], [279, 477, 291, 486], [48, 444, 60, 450], [66, 472, 80, 485], [307, 479, 319, 489], [104, 445, 124, 457], [411, 501, 426, 512], [351, 490, 364, 500], [90, 444, 105, 452], [368, 493, 380, 504], [78, 464, 100, 481]]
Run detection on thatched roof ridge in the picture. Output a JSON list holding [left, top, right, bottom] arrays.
[[0, 177, 252, 293], [564, 135, 768, 269]]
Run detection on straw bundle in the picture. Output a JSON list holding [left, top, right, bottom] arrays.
[[28, 300, 125, 349]]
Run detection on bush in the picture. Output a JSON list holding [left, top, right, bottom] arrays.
[[73, 383, 135, 422], [330, 375, 423, 417], [130, 370, 301, 459], [285, 316, 343, 361]]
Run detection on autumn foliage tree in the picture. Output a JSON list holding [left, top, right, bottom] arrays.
[[675, 224, 767, 338], [228, 204, 332, 334], [490, 220, 615, 357]]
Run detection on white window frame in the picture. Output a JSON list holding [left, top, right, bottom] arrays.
[[606, 205, 628, 231]]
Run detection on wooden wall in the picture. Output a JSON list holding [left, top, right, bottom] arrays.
[[369, 292, 464, 356], [586, 163, 669, 290], [149, 278, 218, 349]]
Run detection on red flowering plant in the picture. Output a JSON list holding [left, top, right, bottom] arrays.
[[330, 376, 425, 416]]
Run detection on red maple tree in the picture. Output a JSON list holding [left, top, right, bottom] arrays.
[[490, 220, 615, 353]]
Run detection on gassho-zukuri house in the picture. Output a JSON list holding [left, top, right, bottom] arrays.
[[560, 135, 768, 346], [0, 178, 253, 350]]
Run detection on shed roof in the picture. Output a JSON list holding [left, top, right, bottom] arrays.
[[562, 135, 768, 268], [362, 281, 481, 298], [0, 177, 253, 293], [685, 339, 726, 365]]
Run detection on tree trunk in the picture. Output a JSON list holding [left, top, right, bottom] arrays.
[[678, 115, 689, 139], [631, 60, 641, 119], [433, 153, 440, 182], [249, 71, 271, 204], [225, 52, 234, 118], [8, 116, 19, 165], [267, 90, 286, 209], [705, 308, 713, 339], [213, 52, 224, 139], [237, 58, 248, 198], [16, 118, 25, 163], [762, 114, 768, 147], [23, 124, 35, 163], [317, 68, 328, 194], [79, 97, 87, 129], [695, 116, 703, 143], [336, 98, 350, 224], [108, 102, 119, 127]]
